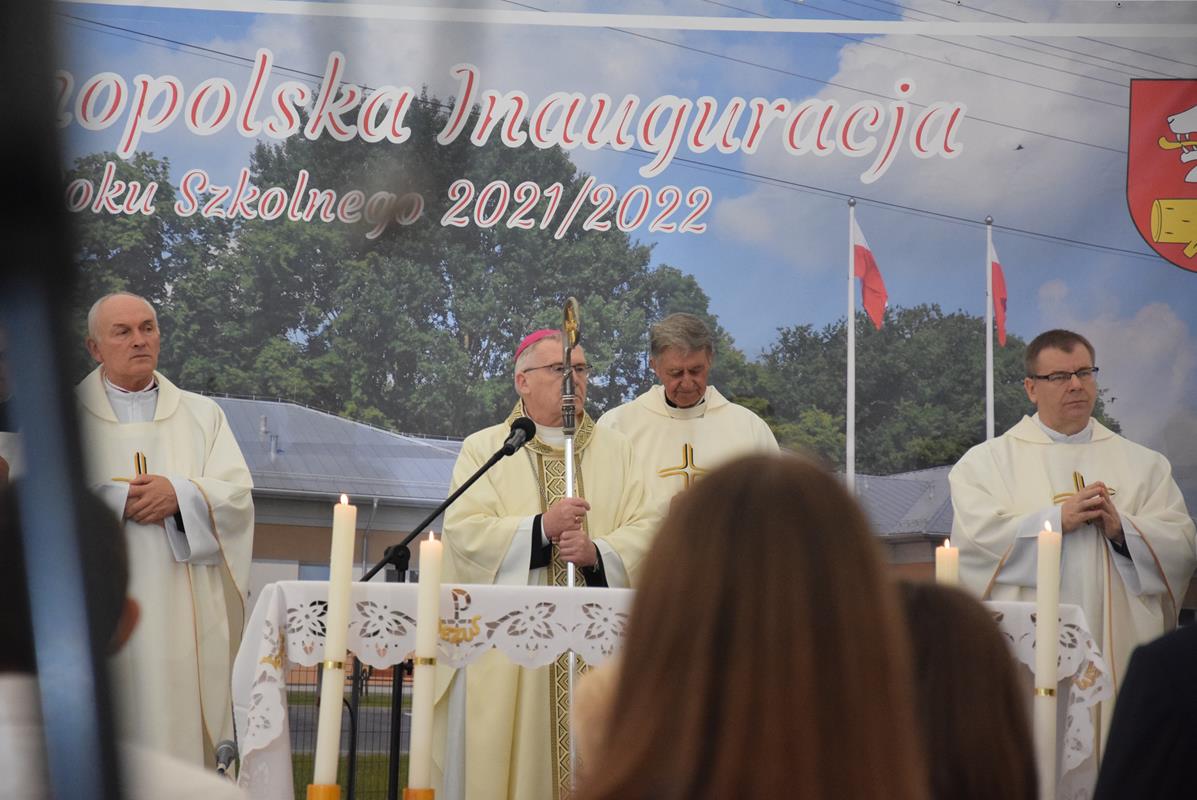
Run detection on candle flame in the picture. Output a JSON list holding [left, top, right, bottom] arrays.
[[1043, 520, 1053, 533], [944, 538, 952, 549], [429, 531, 437, 542], [340, 494, 348, 505]]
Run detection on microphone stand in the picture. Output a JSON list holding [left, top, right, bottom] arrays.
[[361, 441, 517, 800]]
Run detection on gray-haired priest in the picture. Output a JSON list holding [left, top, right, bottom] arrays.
[[76, 293, 254, 769], [949, 328, 1196, 740], [597, 312, 778, 508], [433, 327, 659, 800]]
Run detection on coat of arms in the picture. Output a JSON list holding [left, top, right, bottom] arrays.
[[1127, 79, 1197, 272]]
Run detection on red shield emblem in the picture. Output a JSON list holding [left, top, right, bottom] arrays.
[[1127, 80, 1197, 272]]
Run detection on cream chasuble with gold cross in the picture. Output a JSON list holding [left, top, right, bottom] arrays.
[[950, 414, 1196, 742], [597, 385, 778, 511], [76, 368, 254, 768], [432, 403, 658, 800]]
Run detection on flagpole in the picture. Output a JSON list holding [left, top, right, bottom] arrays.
[[985, 216, 995, 441], [847, 198, 856, 493]]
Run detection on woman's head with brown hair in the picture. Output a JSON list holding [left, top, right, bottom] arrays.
[[579, 453, 927, 800], [898, 581, 1037, 800]]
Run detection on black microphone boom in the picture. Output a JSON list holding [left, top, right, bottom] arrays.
[[362, 416, 537, 581]]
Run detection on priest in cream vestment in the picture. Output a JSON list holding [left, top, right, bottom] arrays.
[[598, 313, 777, 508], [433, 329, 659, 800], [950, 330, 1196, 742], [76, 293, 254, 768]]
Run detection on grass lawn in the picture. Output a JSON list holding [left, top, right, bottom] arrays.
[[292, 753, 407, 800]]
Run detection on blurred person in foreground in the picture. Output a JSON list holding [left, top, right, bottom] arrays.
[[0, 485, 246, 799], [1093, 621, 1197, 800], [899, 581, 1036, 800], [576, 454, 927, 800], [0, 325, 20, 482]]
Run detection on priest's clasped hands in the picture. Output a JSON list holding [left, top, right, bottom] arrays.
[[542, 496, 598, 567], [1061, 482, 1124, 544], [124, 473, 181, 526]]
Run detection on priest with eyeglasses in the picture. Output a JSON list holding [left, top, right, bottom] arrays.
[[432, 327, 659, 800], [949, 328, 1196, 741]]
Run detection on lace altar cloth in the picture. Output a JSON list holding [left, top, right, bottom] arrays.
[[986, 601, 1113, 800], [232, 581, 632, 799], [232, 585, 1111, 800]]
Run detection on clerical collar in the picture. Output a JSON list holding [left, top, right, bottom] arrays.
[[1033, 413, 1093, 444], [536, 425, 566, 448], [103, 374, 158, 394], [103, 373, 159, 424], [663, 390, 707, 420]]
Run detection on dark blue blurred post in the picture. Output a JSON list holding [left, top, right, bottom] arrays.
[[0, 2, 123, 799]]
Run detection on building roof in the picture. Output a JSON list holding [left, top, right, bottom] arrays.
[[213, 396, 462, 507], [854, 466, 953, 538], [214, 395, 957, 531]]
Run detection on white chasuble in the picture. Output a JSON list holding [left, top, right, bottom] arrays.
[[950, 415, 1196, 742], [597, 385, 778, 511], [432, 404, 659, 800], [77, 368, 254, 767]]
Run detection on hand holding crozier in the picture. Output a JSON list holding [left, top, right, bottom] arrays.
[[556, 525, 597, 567], [542, 496, 590, 541]]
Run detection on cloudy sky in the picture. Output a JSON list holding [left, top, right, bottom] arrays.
[[56, 0, 1197, 453]]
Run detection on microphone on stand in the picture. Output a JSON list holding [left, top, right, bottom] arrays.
[[361, 416, 538, 582], [214, 739, 238, 779], [502, 417, 537, 456]]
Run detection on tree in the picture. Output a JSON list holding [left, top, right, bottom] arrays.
[[762, 304, 1120, 473]]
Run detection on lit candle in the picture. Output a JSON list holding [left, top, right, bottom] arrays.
[[408, 531, 444, 790], [1034, 520, 1062, 800], [312, 495, 357, 790], [935, 538, 959, 586]]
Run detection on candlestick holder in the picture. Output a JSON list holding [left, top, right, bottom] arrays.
[[403, 790, 435, 800], [307, 784, 340, 800]]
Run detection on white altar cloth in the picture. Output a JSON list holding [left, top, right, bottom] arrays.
[[231, 585, 1111, 800], [985, 601, 1114, 800], [232, 581, 631, 799]]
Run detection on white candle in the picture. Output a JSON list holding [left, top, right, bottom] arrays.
[[1034, 520, 1062, 800], [935, 538, 959, 586], [312, 495, 357, 787], [408, 531, 444, 790]]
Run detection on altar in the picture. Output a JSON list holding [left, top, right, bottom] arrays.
[[232, 583, 1112, 800]]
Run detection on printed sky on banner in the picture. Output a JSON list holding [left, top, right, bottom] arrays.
[[56, 0, 1197, 458]]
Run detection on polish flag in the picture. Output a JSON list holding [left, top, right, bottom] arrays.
[[851, 217, 888, 330], [989, 239, 1008, 347]]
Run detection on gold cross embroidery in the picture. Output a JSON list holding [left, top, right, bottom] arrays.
[[658, 443, 708, 489]]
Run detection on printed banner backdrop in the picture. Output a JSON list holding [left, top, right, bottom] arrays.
[[56, 1, 1197, 499]]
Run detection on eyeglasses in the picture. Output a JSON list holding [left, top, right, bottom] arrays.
[[522, 363, 593, 378], [1028, 367, 1099, 384]]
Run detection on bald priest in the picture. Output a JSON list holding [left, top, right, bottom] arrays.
[[77, 293, 253, 768]]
